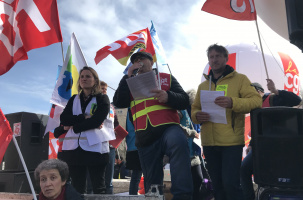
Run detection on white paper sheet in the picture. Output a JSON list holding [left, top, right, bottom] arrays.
[[200, 90, 227, 124], [86, 118, 116, 146], [126, 71, 158, 100]]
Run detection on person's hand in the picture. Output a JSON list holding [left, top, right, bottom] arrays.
[[266, 79, 279, 95], [214, 96, 233, 108], [99, 123, 104, 129], [63, 126, 71, 130], [246, 145, 252, 154], [194, 132, 199, 139], [85, 115, 91, 119], [127, 62, 143, 77], [195, 111, 210, 123], [151, 89, 168, 103]]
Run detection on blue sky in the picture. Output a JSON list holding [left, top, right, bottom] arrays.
[[1, 0, 302, 115]]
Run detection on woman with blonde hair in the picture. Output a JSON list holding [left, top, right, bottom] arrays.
[[60, 66, 110, 194]]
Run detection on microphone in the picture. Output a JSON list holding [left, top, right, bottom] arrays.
[[132, 62, 143, 76], [132, 69, 139, 76]]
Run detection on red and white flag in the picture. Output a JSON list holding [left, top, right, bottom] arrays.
[[202, 0, 257, 21], [0, 0, 63, 75], [95, 28, 156, 66], [0, 108, 13, 163]]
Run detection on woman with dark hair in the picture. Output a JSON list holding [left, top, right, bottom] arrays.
[[34, 159, 82, 200], [59, 66, 110, 194]]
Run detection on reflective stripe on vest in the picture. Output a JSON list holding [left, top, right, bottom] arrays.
[[130, 73, 179, 131]]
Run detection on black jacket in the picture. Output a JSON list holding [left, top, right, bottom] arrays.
[[60, 92, 110, 133], [113, 74, 189, 147], [36, 183, 83, 200]]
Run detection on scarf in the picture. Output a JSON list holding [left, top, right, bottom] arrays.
[[39, 185, 66, 200]]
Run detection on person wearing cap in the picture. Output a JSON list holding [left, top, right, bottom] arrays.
[[191, 44, 262, 200], [113, 51, 193, 200], [241, 78, 301, 200]]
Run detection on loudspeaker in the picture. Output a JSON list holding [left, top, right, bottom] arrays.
[[251, 107, 303, 188], [259, 187, 303, 200], [1, 112, 49, 172], [0, 171, 39, 193], [285, 0, 303, 51]]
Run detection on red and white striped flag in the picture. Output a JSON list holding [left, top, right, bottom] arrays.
[[0, 0, 63, 75], [95, 28, 156, 66]]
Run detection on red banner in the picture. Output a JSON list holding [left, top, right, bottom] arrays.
[[0, 108, 13, 163], [278, 52, 300, 95], [0, 0, 63, 75], [202, 0, 257, 21]]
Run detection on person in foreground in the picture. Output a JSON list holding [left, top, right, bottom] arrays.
[[60, 66, 110, 194], [241, 79, 302, 200], [191, 44, 262, 200], [34, 159, 83, 200], [113, 51, 193, 200]]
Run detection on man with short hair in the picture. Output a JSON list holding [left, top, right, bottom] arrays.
[[191, 44, 262, 200], [100, 81, 108, 95], [113, 51, 193, 200]]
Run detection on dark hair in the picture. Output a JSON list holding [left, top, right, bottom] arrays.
[[207, 44, 229, 59], [77, 66, 101, 95], [34, 159, 69, 185], [100, 81, 108, 87]]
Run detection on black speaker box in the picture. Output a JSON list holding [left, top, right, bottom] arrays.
[[251, 107, 303, 188], [259, 187, 303, 200], [0, 171, 39, 193], [285, 0, 303, 51], [1, 112, 49, 172]]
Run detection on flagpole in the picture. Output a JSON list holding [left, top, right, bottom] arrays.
[[72, 33, 88, 66], [12, 135, 37, 200], [255, 19, 269, 79], [60, 42, 65, 64], [166, 64, 172, 75], [155, 62, 161, 90], [107, 85, 116, 91]]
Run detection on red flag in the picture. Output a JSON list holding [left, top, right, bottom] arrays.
[[202, 0, 257, 21], [95, 28, 156, 66], [0, 0, 63, 75], [0, 108, 13, 163]]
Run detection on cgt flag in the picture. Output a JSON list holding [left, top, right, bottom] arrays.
[[95, 28, 156, 66], [0, 108, 13, 163], [0, 0, 63, 75], [202, 0, 257, 21]]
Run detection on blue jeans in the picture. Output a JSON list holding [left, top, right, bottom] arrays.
[[138, 125, 193, 200], [105, 147, 115, 194], [129, 169, 142, 195], [240, 150, 255, 200], [203, 145, 244, 200]]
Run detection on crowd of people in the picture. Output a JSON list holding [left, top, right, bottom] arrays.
[[34, 44, 301, 200]]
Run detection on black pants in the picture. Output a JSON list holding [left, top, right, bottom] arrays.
[[191, 164, 203, 200], [69, 164, 108, 194]]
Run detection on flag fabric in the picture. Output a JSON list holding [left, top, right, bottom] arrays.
[[0, 108, 13, 163], [46, 33, 87, 158], [50, 33, 87, 108], [95, 28, 156, 66], [150, 21, 168, 65], [202, 0, 257, 21], [0, 0, 63, 75]]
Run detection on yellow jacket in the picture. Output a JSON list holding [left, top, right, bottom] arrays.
[[191, 70, 262, 146]]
